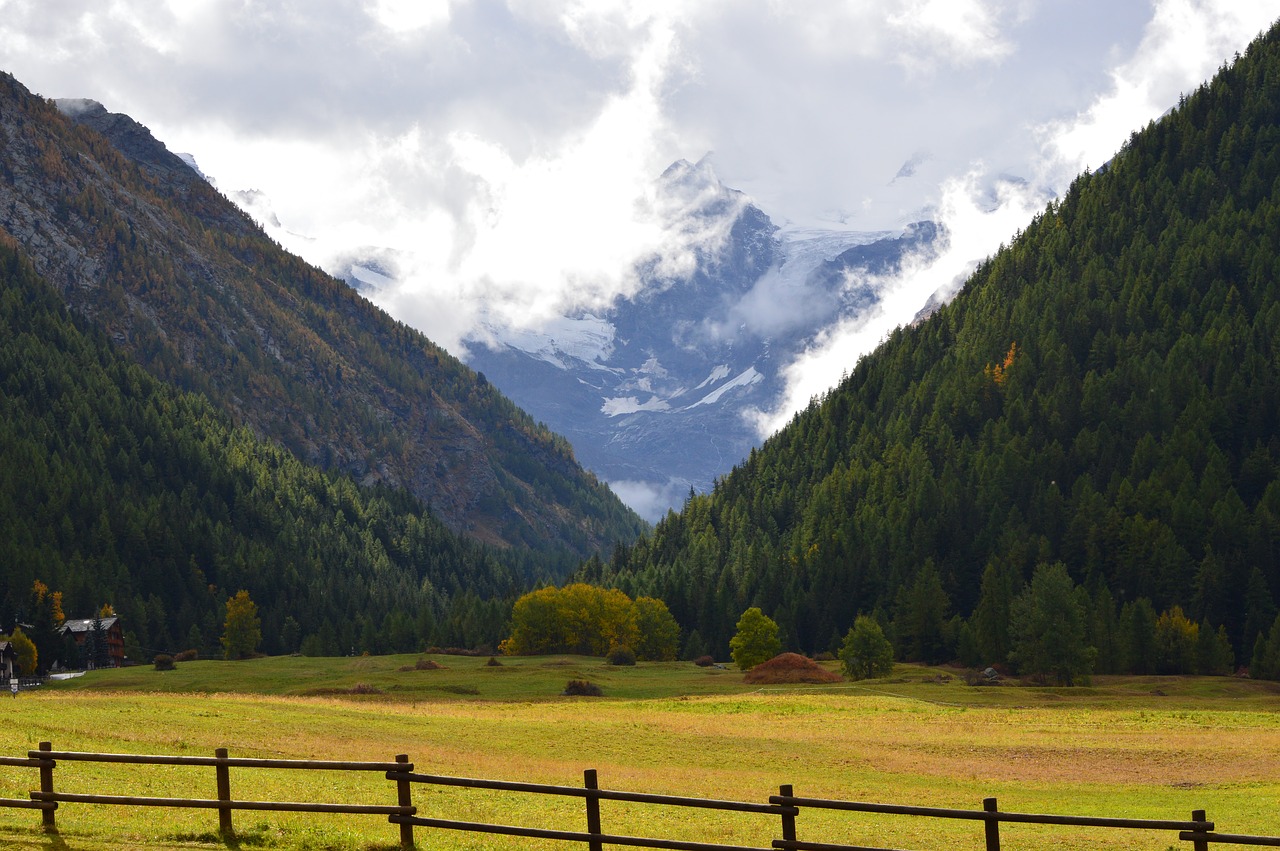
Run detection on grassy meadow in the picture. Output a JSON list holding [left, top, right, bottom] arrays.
[[1, 654, 1278, 850]]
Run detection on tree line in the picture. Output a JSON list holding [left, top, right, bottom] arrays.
[[0, 234, 531, 667]]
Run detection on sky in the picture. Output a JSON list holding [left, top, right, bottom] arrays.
[[1, 0, 1276, 438]]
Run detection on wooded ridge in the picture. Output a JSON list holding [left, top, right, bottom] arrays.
[[0, 73, 644, 560], [582, 24, 1280, 666]]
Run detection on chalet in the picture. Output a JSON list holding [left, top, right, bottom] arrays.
[[61, 617, 125, 668], [0, 641, 17, 684]]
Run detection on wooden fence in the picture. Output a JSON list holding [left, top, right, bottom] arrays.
[[2, 741, 1279, 850]]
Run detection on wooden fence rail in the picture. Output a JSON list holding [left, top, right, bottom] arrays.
[[0, 741, 1273, 850]]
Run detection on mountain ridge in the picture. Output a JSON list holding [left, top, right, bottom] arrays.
[[581, 24, 1280, 661], [0, 73, 644, 561]]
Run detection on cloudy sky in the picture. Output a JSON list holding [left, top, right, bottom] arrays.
[[2, 0, 1275, 435]]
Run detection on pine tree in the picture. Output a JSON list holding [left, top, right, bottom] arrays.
[[1008, 563, 1095, 685]]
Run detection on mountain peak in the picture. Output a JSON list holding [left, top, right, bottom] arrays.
[[54, 96, 201, 183]]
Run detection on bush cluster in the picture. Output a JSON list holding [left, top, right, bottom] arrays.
[[562, 679, 603, 697]]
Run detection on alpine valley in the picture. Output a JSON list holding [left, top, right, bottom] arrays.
[[333, 157, 942, 521]]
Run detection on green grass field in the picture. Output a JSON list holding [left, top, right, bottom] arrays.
[[2, 654, 1278, 850]]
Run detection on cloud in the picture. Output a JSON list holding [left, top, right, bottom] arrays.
[[1, 0, 1274, 441], [1039, 0, 1278, 180], [751, 170, 1049, 436], [607, 478, 690, 522], [887, 0, 1015, 71], [752, 0, 1278, 438]]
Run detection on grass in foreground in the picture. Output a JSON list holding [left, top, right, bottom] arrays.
[[0, 656, 1276, 850]]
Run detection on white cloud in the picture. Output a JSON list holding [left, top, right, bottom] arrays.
[[1040, 0, 1277, 180], [0, 0, 1274, 449], [753, 0, 1277, 438], [888, 0, 1014, 70], [752, 170, 1049, 436], [367, 0, 454, 34]]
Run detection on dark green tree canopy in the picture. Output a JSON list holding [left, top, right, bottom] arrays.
[[840, 615, 894, 681]]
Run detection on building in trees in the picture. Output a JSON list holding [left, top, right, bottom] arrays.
[[0, 641, 18, 683], [61, 617, 125, 668]]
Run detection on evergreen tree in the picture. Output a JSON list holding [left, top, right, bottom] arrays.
[[1008, 563, 1095, 685], [839, 615, 895, 680], [894, 561, 951, 664], [1195, 620, 1235, 676], [971, 563, 1017, 665]]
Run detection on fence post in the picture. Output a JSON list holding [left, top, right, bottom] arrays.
[[215, 747, 234, 839], [1193, 809, 1209, 851], [395, 754, 414, 850], [38, 741, 56, 832], [983, 797, 1000, 851], [779, 784, 797, 847], [584, 769, 603, 851]]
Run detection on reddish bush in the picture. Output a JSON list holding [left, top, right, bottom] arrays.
[[743, 652, 843, 685]]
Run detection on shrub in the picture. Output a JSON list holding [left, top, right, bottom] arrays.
[[693, 655, 716, 667], [486, 656, 503, 667], [397, 658, 443, 671], [153, 654, 175, 671], [743, 653, 842, 685], [173, 649, 199, 663], [606, 644, 637, 666], [563, 679, 603, 697]]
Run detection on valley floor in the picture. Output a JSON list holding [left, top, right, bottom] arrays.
[[1, 656, 1278, 850]]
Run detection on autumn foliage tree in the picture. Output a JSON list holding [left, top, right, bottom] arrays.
[[4, 628, 37, 676], [500, 584, 679, 660], [221, 590, 262, 660], [729, 607, 781, 671]]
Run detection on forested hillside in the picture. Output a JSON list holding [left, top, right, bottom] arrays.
[[584, 26, 1280, 664], [0, 73, 644, 559], [0, 233, 519, 660]]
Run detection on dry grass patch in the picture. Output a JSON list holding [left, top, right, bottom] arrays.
[[398, 658, 445, 671], [744, 653, 842, 685]]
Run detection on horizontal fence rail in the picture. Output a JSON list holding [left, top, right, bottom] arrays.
[[0, 741, 1274, 850], [767, 793, 1214, 851], [388, 767, 796, 851]]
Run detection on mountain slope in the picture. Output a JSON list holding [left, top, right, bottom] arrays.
[[0, 233, 520, 660], [465, 157, 939, 518], [584, 28, 1280, 658], [0, 75, 644, 561]]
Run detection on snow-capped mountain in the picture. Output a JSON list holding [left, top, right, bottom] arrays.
[[463, 159, 940, 520], [223, 154, 940, 521]]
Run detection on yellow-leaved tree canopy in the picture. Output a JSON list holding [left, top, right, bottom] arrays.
[[500, 584, 679, 660]]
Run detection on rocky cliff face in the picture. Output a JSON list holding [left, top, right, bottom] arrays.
[[0, 73, 643, 559]]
